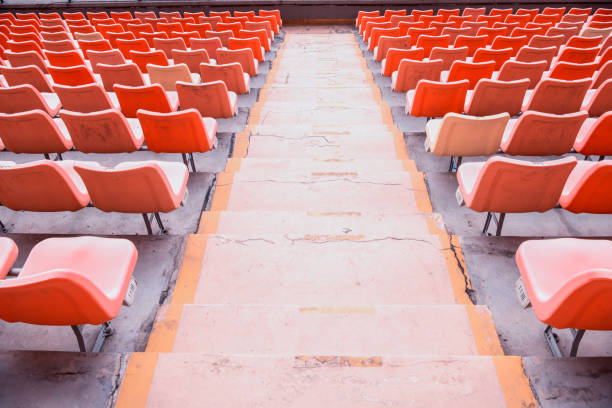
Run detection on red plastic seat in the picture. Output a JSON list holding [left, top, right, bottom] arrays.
[[416, 34, 450, 57], [559, 160, 612, 213], [176, 80, 237, 118], [515, 238, 612, 356], [117, 37, 150, 59], [137, 108, 216, 154], [523, 78, 591, 114], [505, 14, 531, 28], [47, 65, 96, 86], [462, 8, 486, 22], [216, 48, 258, 76], [172, 49, 212, 73], [126, 23, 154, 38], [454, 34, 488, 56], [374, 35, 411, 61], [581, 78, 612, 116], [238, 29, 270, 52], [60, 108, 143, 153], [228, 36, 264, 62], [392, 59, 443, 92], [406, 79, 469, 117], [429, 46, 469, 70], [406, 27, 436, 43], [245, 21, 273, 41], [153, 37, 187, 58], [139, 31, 168, 48], [476, 15, 504, 28], [456, 156, 577, 234], [495, 60, 547, 89], [170, 31, 200, 48], [6, 40, 44, 57], [500, 110, 588, 155], [472, 47, 513, 70], [259, 9, 282, 28], [200, 62, 249, 95], [156, 22, 182, 38], [382, 47, 424, 76], [461, 21, 487, 36], [444, 60, 495, 89], [528, 34, 565, 49], [0, 84, 60, 116], [515, 46, 557, 70], [53, 83, 117, 113], [191, 37, 223, 60], [0, 109, 73, 155], [548, 61, 598, 81], [465, 78, 530, 116], [41, 39, 77, 53], [113, 83, 178, 118], [441, 27, 470, 43], [44, 49, 86, 68], [557, 46, 600, 63], [573, 112, 612, 158], [129, 49, 169, 73], [98, 62, 146, 91], [77, 39, 112, 57], [368, 27, 400, 51], [491, 35, 528, 56], [107, 31, 136, 48]]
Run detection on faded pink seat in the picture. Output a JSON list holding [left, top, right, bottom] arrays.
[[0, 238, 18, 279], [494, 60, 547, 89], [199, 62, 250, 95], [429, 46, 469, 70], [190, 37, 222, 60], [0, 236, 138, 351], [392, 59, 443, 92], [515, 238, 612, 357], [573, 112, 612, 159], [60, 108, 144, 153], [407, 79, 469, 117], [53, 83, 118, 113], [559, 160, 612, 213], [98, 63, 148, 91], [581, 78, 612, 116], [87, 49, 127, 74], [522, 78, 591, 114], [515, 46, 557, 70], [0, 109, 73, 157], [500, 111, 588, 155], [171, 49, 213, 73], [0, 84, 61, 116], [465, 78, 530, 116], [456, 156, 577, 235], [442, 60, 495, 89], [374, 35, 411, 61], [528, 34, 565, 50], [0, 160, 91, 212], [4, 50, 48, 73], [216, 48, 258, 77], [0, 65, 54, 92], [176, 80, 237, 119]]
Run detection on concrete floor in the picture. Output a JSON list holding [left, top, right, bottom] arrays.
[[355, 29, 612, 407]]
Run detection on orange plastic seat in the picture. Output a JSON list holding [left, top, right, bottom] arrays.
[[87, 49, 127, 72], [523, 78, 592, 114], [500, 110, 588, 155], [129, 49, 169, 73], [461, 21, 487, 36], [515, 46, 557, 70], [171, 49, 211, 73], [0, 236, 137, 351], [47, 65, 95, 87], [41, 39, 76, 53], [429, 46, 469, 70], [216, 48, 258, 77], [234, 11, 255, 20], [357, 11, 379, 27], [77, 39, 112, 57], [176, 80, 237, 119], [476, 15, 504, 28], [217, 22, 241, 37], [157, 22, 182, 38], [573, 112, 612, 158], [465, 78, 530, 116], [147, 63, 198, 92], [546, 27, 580, 43], [97, 63, 145, 91], [430, 22, 456, 35], [126, 23, 154, 38], [60, 108, 143, 153], [490, 8, 513, 20], [557, 46, 599, 63], [454, 34, 488, 56], [153, 37, 187, 59], [383, 9, 406, 22], [496, 60, 547, 89], [374, 35, 411, 61], [412, 9, 434, 21], [203, 30, 233, 48], [406, 27, 436, 43], [559, 160, 612, 213], [44, 49, 86, 68], [259, 9, 282, 28], [516, 238, 612, 357], [456, 156, 577, 235], [0, 160, 91, 211], [516, 9, 539, 20], [406, 79, 469, 117], [381, 47, 424, 76], [505, 14, 531, 28], [392, 59, 443, 92], [53, 83, 117, 113], [113, 83, 178, 118], [200, 62, 249, 95], [420, 15, 444, 28], [0, 64, 52, 91], [462, 8, 486, 22], [116, 37, 150, 59], [191, 37, 223, 60], [171, 17, 196, 31], [245, 21, 273, 41], [581, 78, 612, 116], [107, 31, 136, 48], [528, 34, 565, 49], [4, 50, 47, 73], [415, 34, 450, 58], [0, 84, 60, 116], [369, 27, 401, 50], [440, 27, 470, 43], [159, 11, 181, 20], [238, 28, 270, 52], [139, 31, 168, 47], [229, 36, 264, 62], [425, 112, 509, 171], [472, 47, 513, 70], [548, 61, 598, 81], [6, 40, 44, 57], [444, 60, 495, 89], [0, 109, 72, 156], [491, 35, 528, 56]]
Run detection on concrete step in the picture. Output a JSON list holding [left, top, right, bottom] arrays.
[[198, 210, 443, 235], [254, 106, 387, 127], [223, 157, 416, 174], [171, 304, 501, 355], [191, 233, 455, 305]]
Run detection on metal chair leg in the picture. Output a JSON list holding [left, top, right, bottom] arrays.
[[495, 213, 506, 236], [570, 329, 585, 357], [154, 212, 168, 235], [448, 156, 455, 172], [189, 153, 197, 173], [482, 212, 493, 234], [71, 322, 113, 352], [142, 213, 153, 235]]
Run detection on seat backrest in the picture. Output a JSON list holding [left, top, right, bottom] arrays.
[[528, 34, 564, 49], [560, 160, 612, 213], [409, 79, 470, 117], [501, 110, 588, 155], [549, 61, 598, 81], [199, 62, 248, 94], [129, 49, 169, 73], [515, 45, 557, 70], [217, 22, 242, 37], [558, 45, 600, 64], [4, 50, 47, 73], [113, 83, 175, 118], [203, 29, 233, 47], [497, 60, 547, 89], [525, 78, 592, 114], [369, 27, 401, 50], [453, 34, 488, 56], [382, 47, 425, 76], [0, 160, 90, 211], [153, 36, 187, 58], [157, 22, 182, 37], [583, 78, 612, 116], [60, 108, 142, 153], [126, 22, 154, 36], [147, 63, 192, 91], [0, 65, 53, 92], [573, 111, 612, 156], [393, 59, 443, 92], [375, 35, 411, 61], [44, 49, 86, 68], [415, 34, 451, 57], [73, 31, 103, 42], [116, 37, 150, 59], [430, 112, 509, 156], [463, 156, 577, 212], [53, 83, 114, 113], [429, 46, 469, 70], [593, 60, 612, 89], [462, 8, 486, 22], [491, 35, 528, 55], [107, 31, 136, 48], [47, 65, 96, 86], [41, 39, 76, 53], [190, 37, 223, 60], [447, 60, 496, 89], [472, 47, 513, 70], [139, 31, 168, 47], [0, 84, 54, 115], [0, 109, 73, 153], [466, 78, 530, 116], [97, 62, 145, 91], [77, 39, 112, 57], [171, 49, 210, 73], [176, 80, 234, 118], [199, 16, 222, 30], [137, 108, 215, 153], [87, 49, 126, 73], [216, 48, 257, 76], [74, 161, 186, 214], [228, 36, 264, 62], [460, 21, 487, 36]]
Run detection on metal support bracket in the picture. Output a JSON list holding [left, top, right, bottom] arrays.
[[181, 153, 197, 173], [448, 156, 463, 172], [482, 212, 506, 236], [142, 213, 168, 235], [544, 325, 586, 357], [71, 322, 113, 352]]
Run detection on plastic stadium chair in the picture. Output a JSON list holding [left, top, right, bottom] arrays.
[[176, 80, 237, 118], [465, 78, 530, 116], [515, 238, 612, 357], [525, 78, 592, 114], [491, 35, 528, 56], [453, 34, 488, 56], [581, 78, 612, 116], [382, 47, 424, 76], [369, 27, 401, 51], [216, 48, 258, 76], [425, 112, 509, 171], [0, 65, 53, 92], [416, 34, 451, 57], [560, 159, 612, 213], [0, 236, 137, 352], [153, 37, 187, 58], [557, 46, 599, 63], [548, 61, 598, 81], [200, 62, 250, 95], [573, 112, 612, 159], [172, 49, 212, 73], [147, 63, 198, 91], [5, 50, 48, 73], [495, 60, 547, 89], [528, 34, 565, 49], [392, 59, 443, 92], [47, 65, 96, 86], [443, 60, 495, 89], [117, 37, 150, 59], [472, 47, 513, 70], [113, 83, 178, 118], [500, 110, 588, 155], [45, 49, 87, 68], [229, 36, 264, 62], [456, 156, 577, 235], [191, 37, 223, 60], [53, 83, 117, 113], [374, 35, 411, 61], [429, 46, 469, 70], [515, 46, 557, 70], [98, 63, 147, 91], [60, 108, 143, 153], [129, 49, 169, 73], [0, 84, 60, 115], [239, 28, 270, 52], [406, 79, 469, 117]]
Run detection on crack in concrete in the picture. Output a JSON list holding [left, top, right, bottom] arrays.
[[107, 353, 127, 408], [252, 133, 333, 143], [447, 235, 476, 304], [283, 234, 441, 248], [216, 237, 277, 246], [215, 178, 408, 186]]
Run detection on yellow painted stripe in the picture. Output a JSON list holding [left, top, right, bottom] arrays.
[[493, 356, 538, 407], [465, 305, 504, 356], [114, 352, 159, 408]]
